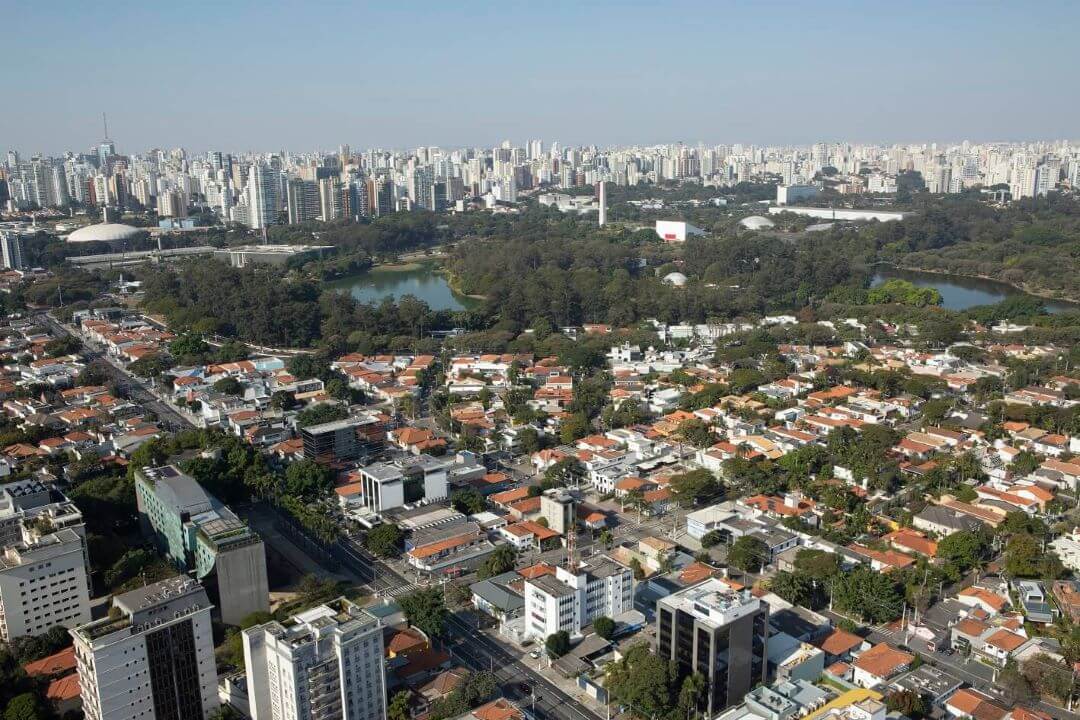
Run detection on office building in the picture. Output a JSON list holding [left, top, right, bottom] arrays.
[[72, 577, 219, 720], [0, 231, 24, 270], [135, 465, 269, 625], [523, 556, 633, 640], [243, 598, 387, 720], [0, 479, 92, 640], [356, 454, 451, 513], [776, 184, 819, 205], [300, 414, 386, 465], [657, 578, 769, 716]]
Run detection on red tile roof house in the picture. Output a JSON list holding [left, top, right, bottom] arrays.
[[945, 688, 1009, 720], [23, 646, 80, 714], [851, 643, 914, 688]]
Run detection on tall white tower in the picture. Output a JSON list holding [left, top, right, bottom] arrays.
[[598, 180, 607, 226]]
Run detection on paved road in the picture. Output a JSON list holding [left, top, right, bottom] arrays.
[[345, 542, 603, 720]]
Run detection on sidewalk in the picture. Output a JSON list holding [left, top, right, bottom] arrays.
[[483, 627, 610, 715]]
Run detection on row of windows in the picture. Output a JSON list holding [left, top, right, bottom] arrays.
[[16, 564, 76, 586]]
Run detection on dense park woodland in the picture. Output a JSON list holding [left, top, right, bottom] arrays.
[[32, 189, 1080, 353]]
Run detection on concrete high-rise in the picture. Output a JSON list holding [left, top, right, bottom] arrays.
[[72, 577, 220, 720], [656, 578, 769, 716], [286, 178, 319, 224], [247, 162, 279, 229], [134, 465, 269, 625], [0, 231, 24, 270], [0, 479, 92, 640], [598, 180, 607, 226], [243, 598, 387, 720]]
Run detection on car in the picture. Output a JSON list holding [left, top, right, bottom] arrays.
[[529, 649, 542, 659], [518, 683, 532, 696]]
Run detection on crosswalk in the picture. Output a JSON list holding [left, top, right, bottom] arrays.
[[375, 572, 420, 597]]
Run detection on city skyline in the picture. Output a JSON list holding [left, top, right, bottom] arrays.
[[5, 1, 1079, 153]]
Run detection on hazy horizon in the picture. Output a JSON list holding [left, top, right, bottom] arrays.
[[5, 0, 1079, 155]]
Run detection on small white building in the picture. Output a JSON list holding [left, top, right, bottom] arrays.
[[655, 220, 705, 243]]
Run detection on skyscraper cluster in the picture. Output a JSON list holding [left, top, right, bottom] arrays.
[[2, 137, 1079, 225]]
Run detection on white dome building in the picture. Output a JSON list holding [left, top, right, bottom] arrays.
[[739, 215, 775, 230], [662, 272, 688, 287], [66, 223, 144, 244]]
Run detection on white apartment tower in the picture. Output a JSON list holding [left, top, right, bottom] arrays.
[[243, 598, 387, 720], [598, 180, 607, 226], [523, 556, 633, 640], [0, 231, 24, 270], [247, 163, 280, 229], [72, 577, 220, 720], [0, 479, 92, 640]]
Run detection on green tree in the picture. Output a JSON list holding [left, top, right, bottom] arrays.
[[700, 530, 724, 548], [388, 691, 412, 720], [832, 565, 903, 623], [560, 412, 589, 444], [271, 390, 297, 410], [4, 693, 46, 720], [283, 459, 333, 499], [1009, 450, 1040, 476], [209, 706, 247, 720], [936, 530, 988, 576], [669, 469, 719, 507], [517, 427, 541, 454], [400, 588, 448, 640], [296, 403, 349, 428], [545, 630, 571, 658], [365, 523, 404, 558], [451, 489, 485, 515], [169, 332, 209, 360], [727, 368, 766, 394], [593, 616, 615, 640], [676, 673, 708, 720], [728, 536, 769, 572], [476, 543, 516, 580], [885, 690, 928, 719], [605, 643, 676, 719], [214, 377, 244, 395], [677, 419, 715, 449]]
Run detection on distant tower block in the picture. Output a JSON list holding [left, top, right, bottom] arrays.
[[598, 180, 607, 226]]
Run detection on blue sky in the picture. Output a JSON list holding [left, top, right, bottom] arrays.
[[3, 0, 1078, 154]]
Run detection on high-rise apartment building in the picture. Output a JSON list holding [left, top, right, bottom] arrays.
[[243, 598, 387, 720], [318, 176, 341, 221], [72, 577, 220, 720], [135, 465, 269, 625], [657, 578, 769, 716], [0, 479, 92, 640], [247, 163, 280, 229], [0, 231, 24, 270], [286, 178, 320, 224]]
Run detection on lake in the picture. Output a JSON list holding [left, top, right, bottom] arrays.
[[323, 262, 481, 311], [870, 267, 1077, 313]]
